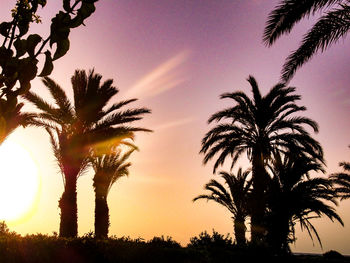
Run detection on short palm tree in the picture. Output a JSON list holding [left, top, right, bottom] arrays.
[[90, 145, 136, 239], [200, 75, 323, 242], [266, 150, 342, 254], [23, 70, 151, 237], [263, 0, 350, 82], [193, 168, 252, 246]]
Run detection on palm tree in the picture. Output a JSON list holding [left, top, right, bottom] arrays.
[[23, 70, 151, 237], [193, 168, 252, 246], [266, 150, 342, 254], [90, 145, 136, 239], [200, 75, 323, 242], [263, 0, 350, 82]]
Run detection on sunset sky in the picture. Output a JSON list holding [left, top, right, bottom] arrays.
[[1, 0, 350, 255]]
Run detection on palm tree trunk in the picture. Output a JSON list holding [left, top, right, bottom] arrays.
[[234, 215, 246, 246], [94, 189, 109, 239], [251, 150, 267, 243], [59, 170, 78, 238]]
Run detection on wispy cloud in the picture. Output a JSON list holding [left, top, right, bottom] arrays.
[[154, 117, 194, 130], [125, 50, 191, 99]]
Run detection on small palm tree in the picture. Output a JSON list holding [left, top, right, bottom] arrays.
[[200, 75, 323, 242], [193, 168, 252, 246], [90, 145, 136, 239], [263, 0, 350, 82], [266, 150, 343, 254], [23, 70, 151, 237]]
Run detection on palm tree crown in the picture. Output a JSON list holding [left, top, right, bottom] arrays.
[[263, 0, 350, 82], [193, 168, 252, 245], [200, 75, 323, 242], [23, 69, 151, 237]]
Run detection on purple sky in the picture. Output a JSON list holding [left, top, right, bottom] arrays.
[[1, 0, 350, 254]]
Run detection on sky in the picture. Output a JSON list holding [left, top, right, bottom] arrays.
[[1, 0, 350, 255]]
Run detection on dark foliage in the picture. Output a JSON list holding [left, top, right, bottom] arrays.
[[0, 0, 99, 143], [0, 232, 349, 263]]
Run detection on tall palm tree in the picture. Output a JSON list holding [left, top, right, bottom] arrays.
[[263, 0, 350, 82], [266, 150, 342, 254], [200, 75, 323, 242], [90, 145, 136, 239], [23, 70, 151, 237], [193, 168, 252, 246]]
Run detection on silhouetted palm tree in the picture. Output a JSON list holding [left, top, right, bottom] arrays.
[[0, 102, 35, 144], [23, 70, 151, 237], [266, 150, 342, 254], [193, 168, 252, 246], [330, 154, 350, 200], [200, 75, 323, 242], [90, 145, 136, 239], [263, 0, 350, 82]]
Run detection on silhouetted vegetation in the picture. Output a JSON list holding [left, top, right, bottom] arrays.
[[200, 75, 325, 246], [264, 0, 350, 82], [23, 70, 151, 238], [266, 150, 342, 254], [90, 145, 137, 239], [193, 169, 251, 245], [0, 0, 99, 143], [198, 76, 343, 254], [0, 225, 349, 263], [331, 150, 350, 200]]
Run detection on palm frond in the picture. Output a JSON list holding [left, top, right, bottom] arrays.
[[281, 4, 350, 81], [263, 0, 342, 45]]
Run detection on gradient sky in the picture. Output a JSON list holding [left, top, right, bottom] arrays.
[[1, 0, 350, 255]]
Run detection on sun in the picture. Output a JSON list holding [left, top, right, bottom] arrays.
[[0, 139, 40, 223]]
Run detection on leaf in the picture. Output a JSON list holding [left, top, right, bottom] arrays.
[[63, 0, 71, 12], [39, 51, 53, 77], [17, 81, 31, 95], [13, 39, 27, 57], [18, 57, 38, 84], [38, 0, 47, 7], [50, 11, 71, 46], [78, 2, 96, 20], [0, 22, 11, 37], [53, 38, 70, 60], [26, 34, 42, 57], [69, 14, 84, 28]]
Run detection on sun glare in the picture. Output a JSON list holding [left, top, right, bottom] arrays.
[[0, 139, 40, 223]]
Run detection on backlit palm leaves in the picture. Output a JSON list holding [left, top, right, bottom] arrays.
[[264, 0, 350, 82], [23, 70, 151, 237], [200, 75, 322, 242], [0, 102, 35, 144], [193, 168, 252, 245], [266, 151, 342, 254]]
